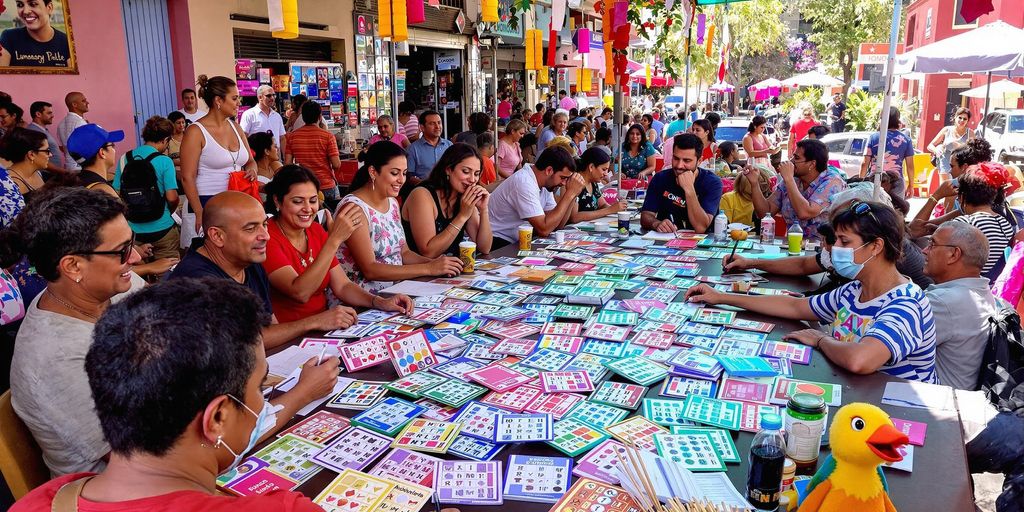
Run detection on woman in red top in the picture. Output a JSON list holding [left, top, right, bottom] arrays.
[[11, 279, 335, 512], [262, 165, 413, 323]]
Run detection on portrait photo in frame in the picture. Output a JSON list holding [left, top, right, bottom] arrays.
[[0, 0, 78, 74]]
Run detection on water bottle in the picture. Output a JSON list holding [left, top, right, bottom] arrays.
[[713, 209, 728, 242], [760, 213, 775, 245], [746, 413, 787, 511]]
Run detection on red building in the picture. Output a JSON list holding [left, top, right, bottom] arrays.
[[899, 0, 1024, 150]]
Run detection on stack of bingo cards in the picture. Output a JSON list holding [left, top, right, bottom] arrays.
[[434, 460, 504, 505]]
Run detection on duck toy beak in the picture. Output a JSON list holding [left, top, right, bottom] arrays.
[[866, 424, 910, 463]]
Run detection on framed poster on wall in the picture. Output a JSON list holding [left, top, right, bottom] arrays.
[[0, 0, 77, 73], [354, 13, 392, 127]]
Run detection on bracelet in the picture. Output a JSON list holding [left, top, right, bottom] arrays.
[[928, 195, 939, 203], [816, 333, 827, 347]]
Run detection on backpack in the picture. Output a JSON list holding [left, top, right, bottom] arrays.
[[119, 150, 166, 223], [977, 305, 1024, 411]]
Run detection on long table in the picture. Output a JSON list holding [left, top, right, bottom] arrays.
[[264, 229, 974, 512]]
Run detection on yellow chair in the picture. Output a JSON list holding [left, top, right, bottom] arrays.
[[906, 153, 935, 198], [0, 389, 50, 499]]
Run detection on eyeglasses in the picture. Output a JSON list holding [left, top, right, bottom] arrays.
[[35, 148, 53, 155], [72, 233, 136, 264], [925, 236, 960, 251]]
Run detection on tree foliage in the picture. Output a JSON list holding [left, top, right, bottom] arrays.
[[798, 0, 899, 93]]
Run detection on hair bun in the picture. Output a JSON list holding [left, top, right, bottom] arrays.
[[196, 74, 209, 88]]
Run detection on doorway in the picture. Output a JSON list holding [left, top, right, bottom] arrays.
[[397, 46, 465, 135]]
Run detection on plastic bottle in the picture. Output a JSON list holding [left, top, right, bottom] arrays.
[[713, 209, 728, 242], [760, 213, 776, 245], [747, 413, 787, 511], [787, 223, 803, 255]]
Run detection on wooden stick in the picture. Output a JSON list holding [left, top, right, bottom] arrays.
[[614, 447, 655, 512], [626, 442, 661, 510]]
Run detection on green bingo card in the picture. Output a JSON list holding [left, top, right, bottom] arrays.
[[653, 432, 727, 472], [421, 379, 487, 408], [670, 426, 741, 463], [604, 356, 669, 386], [547, 418, 610, 456], [680, 395, 742, 431], [641, 398, 693, 427]]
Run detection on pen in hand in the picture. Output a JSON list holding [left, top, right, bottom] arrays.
[[316, 345, 328, 366]]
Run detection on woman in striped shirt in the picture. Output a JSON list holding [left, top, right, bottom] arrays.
[[952, 162, 1019, 281]]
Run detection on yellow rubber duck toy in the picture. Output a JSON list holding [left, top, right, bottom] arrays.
[[797, 403, 909, 512]]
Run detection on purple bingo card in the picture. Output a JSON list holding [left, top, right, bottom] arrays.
[[368, 448, 442, 487], [434, 460, 504, 505]]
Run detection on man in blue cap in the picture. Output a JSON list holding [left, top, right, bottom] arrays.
[[66, 123, 123, 197]]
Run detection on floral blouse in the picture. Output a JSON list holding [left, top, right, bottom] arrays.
[[335, 195, 406, 295]]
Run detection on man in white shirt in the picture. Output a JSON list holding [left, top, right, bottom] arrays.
[[26, 101, 64, 172], [488, 146, 586, 248], [178, 88, 206, 123], [57, 91, 89, 171], [240, 85, 286, 158], [922, 222, 1000, 390]]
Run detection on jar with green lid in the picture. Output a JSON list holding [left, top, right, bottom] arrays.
[[784, 392, 827, 475]]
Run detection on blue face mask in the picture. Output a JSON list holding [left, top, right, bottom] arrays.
[[218, 396, 278, 474], [830, 242, 875, 280]]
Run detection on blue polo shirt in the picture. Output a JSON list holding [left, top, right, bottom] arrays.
[[113, 145, 177, 235], [406, 136, 453, 179]]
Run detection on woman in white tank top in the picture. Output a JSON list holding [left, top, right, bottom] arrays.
[[180, 75, 257, 233]]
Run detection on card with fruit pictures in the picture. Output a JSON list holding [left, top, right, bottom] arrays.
[[313, 469, 395, 512]]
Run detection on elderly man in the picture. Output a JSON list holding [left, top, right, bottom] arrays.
[[922, 222, 999, 389], [169, 191, 363, 348], [57, 91, 89, 171], [240, 84, 286, 157]]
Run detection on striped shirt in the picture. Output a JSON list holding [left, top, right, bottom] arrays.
[[285, 126, 339, 190], [810, 281, 937, 382], [953, 212, 1016, 278]]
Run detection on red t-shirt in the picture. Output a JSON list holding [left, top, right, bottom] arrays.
[[11, 473, 323, 512], [285, 126, 340, 190], [262, 218, 338, 323], [480, 156, 497, 185], [790, 118, 818, 144]]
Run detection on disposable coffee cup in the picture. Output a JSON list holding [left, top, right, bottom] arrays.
[[554, 231, 565, 243], [459, 241, 476, 273], [594, 221, 609, 232], [518, 224, 533, 251], [617, 211, 631, 231]]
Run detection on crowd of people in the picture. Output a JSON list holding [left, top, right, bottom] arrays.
[[1, 77, 1023, 510]]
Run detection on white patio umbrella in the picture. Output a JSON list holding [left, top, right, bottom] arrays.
[[960, 79, 1024, 109], [781, 70, 843, 88]]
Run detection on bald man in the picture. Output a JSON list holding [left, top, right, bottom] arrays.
[[922, 222, 999, 389], [168, 191, 358, 348], [57, 91, 89, 171]]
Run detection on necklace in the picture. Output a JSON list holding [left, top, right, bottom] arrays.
[[293, 230, 314, 268], [47, 289, 104, 321]]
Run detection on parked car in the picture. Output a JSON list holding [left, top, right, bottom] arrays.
[[714, 117, 779, 163], [979, 109, 1024, 165], [820, 131, 871, 178]]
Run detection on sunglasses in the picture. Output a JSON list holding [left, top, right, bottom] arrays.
[[72, 233, 136, 264]]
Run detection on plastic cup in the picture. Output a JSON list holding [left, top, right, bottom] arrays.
[[459, 241, 476, 273], [787, 231, 804, 255], [594, 221, 609, 232], [518, 224, 533, 251], [617, 212, 631, 231]]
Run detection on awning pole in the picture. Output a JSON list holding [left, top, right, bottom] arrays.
[[982, 71, 992, 137], [874, 0, 903, 180]]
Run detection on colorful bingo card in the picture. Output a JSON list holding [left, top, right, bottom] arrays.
[[770, 378, 842, 406], [523, 392, 587, 419], [677, 322, 726, 338], [520, 348, 574, 372], [604, 356, 669, 385], [595, 309, 640, 326], [412, 308, 459, 325], [219, 457, 298, 496], [552, 304, 595, 320], [479, 320, 541, 339], [351, 397, 426, 436], [430, 356, 487, 380], [421, 379, 487, 408], [760, 340, 813, 365], [339, 334, 392, 372], [691, 308, 738, 325], [671, 426, 741, 463], [392, 419, 462, 453], [641, 398, 693, 427], [542, 322, 584, 336], [652, 432, 727, 472], [386, 330, 439, 377], [464, 364, 533, 393], [660, 376, 718, 399], [549, 478, 642, 512], [313, 469, 395, 512], [547, 418, 610, 457], [538, 334, 585, 353], [582, 338, 630, 358], [590, 382, 647, 410], [311, 426, 391, 473], [433, 460, 504, 505], [415, 398, 461, 422], [718, 376, 774, 403], [631, 330, 677, 350], [493, 412, 554, 443], [681, 395, 742, 430], [374, 480, 432, 512], [738, 401, 781, 433], [480, 384, 543, 412], [452, 401, 504, 441], [605, 416, 669, 453], [490, 338, 539, 357], [385, 371, 447, 398], [447, 435, 505, 461], [327, 380, 389, 410], [503, 455, 574, 503], [277, 410, 350, 444], [713, 337, 764, 358], [731, 318, 776, 333], [539, 370, 595, 393], [565, 401, 629, 429], [584, 323, 632, 342], [368, 448, 441, 487], [572, 439, 627, 484], [251, 434, 324, 483]]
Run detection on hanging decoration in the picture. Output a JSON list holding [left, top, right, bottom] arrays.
[[525, 29, 538, 70], [392, 0, 408, 42], [537, 67, 550, 85], [704, 23, 714, 57], [579, 68, 592, 92], [645, 63, 652, 88], [695, 13, 706, 44], [717, 19, 730, 82], [378, 0, 392, 38], [269, 0, 298, 39], [576, 28, 590, 54], [408, 0, 425, 24], [551, 0, 568, 30], [481, 0, 499, 23], [604, 44, 615, 85], [547, 30, 558, 67]]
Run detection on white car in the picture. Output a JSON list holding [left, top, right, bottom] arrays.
[[819, 131, 872, 178], [714, 118, 780, 163], [979, 109, 1024, 165]]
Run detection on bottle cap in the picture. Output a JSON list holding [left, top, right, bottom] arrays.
[[760, 413, 783, 430]]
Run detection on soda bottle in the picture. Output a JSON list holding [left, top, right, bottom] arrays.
[[760, 213, 775, 245], [713, 209, 728, 242], [746, 413, 786, 511]]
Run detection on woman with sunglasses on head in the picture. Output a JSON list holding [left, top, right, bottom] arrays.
[[401, 143, 492, 259], [911, 138, 994, 235], [262, 165, 413, 324], [336, 142, 464, 294], [3, 187, 146, 477], [927, 107, 974, 179], [690, 200, 937, 383]]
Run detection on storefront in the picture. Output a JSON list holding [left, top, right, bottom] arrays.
[[397, 44, 466, 136], [353, 14, 394, 132]]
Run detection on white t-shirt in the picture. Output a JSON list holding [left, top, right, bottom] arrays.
[[179, 108, 206, 123], [489, 166, 556, 242], [240, 107, 286, 140]]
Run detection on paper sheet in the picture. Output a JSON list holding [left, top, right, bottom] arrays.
[[379, 281, 454, 297], [273, 367, 355, 416], [266, 345, 326, 377], [642, 231, 678, 241], [882, 381, 956, 411]]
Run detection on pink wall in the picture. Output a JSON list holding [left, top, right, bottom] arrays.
[[167, 0, 196, 102], [1, 0, 137, 154]]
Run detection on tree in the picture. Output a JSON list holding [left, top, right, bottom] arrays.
[[798, 0, 899, 96]]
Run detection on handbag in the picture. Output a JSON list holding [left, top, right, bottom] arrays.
[[227, 171, 261, 201], [993, 241, 1024, 307], [0, 267, 25, 326]]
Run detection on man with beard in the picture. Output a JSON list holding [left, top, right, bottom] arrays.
[[488, 146, 586, 247], [169, 191, 358, 348], [641, 133, 723, 233]]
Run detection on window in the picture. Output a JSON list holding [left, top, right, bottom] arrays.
[[826, 139, 848, 153], [850, 137, 866, 155], [990, 114, 1006, 134], [907, 15, 917, 47], [1008, 116, 1024, 134]]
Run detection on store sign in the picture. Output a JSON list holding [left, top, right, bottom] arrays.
[[455, 11, 466, 34], [491, 0, 524, 39], [437, 51, 462, 70]]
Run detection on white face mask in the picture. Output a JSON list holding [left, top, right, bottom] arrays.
[[217, 396, 281, 474]]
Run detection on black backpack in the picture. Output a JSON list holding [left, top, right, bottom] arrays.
[[119, 150, 166, 223], [977, 305, 1024, 411]]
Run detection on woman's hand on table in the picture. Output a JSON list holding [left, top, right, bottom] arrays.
[[378, 294, 415, 315], [783, 328, 828, 348], [430, 256, 465, 277], [311, 305, 359, 330], [722, 254, 752, 273], [683, 284, 725, 305], [295, 355, 341, 401]]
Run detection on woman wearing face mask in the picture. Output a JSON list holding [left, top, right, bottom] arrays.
[[570, 147, 627, 223], [401, 143, 492, 259], [337, 142, 464, 294], [10, 279, 327, 511], [694, 200, 937, 383], [262, 165, 413, 324]]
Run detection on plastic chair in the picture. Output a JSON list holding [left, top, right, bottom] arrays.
[[0, 389, 50, 499], [906, 154, 935, 198]]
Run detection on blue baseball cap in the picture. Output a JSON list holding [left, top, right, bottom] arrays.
[[67, 124, 125, 162]]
